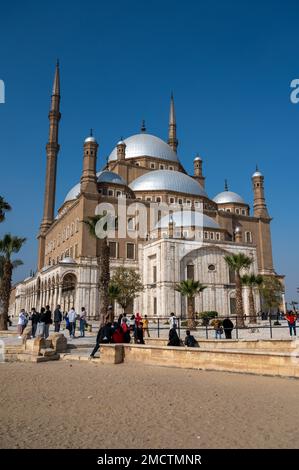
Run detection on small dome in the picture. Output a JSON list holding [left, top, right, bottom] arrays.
[[213, 191, 246, 205], [235, 226, 242, 233], [155, 210, 220, 229], [117, 140, 126, 146], [60, 257, 76, 264], [108, 133, 179, 163], [129, 170, 208, 197], [252, 171, 262, 178], [84, 136, 97, 143], [63, 171, 126, 203], [194, 155, 202, 162]]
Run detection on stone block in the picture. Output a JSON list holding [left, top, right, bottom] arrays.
[[49, 333, 68, 353], [100, 344, 124, 364], [40, 348, 56, 357], [22, 325, 32, 340]]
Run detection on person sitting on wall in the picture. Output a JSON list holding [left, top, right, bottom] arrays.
[[90, 320, 113, 358], [184, 330, 198, 347]]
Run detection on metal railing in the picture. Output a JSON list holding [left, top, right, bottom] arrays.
[[117, 314, 297, 340]]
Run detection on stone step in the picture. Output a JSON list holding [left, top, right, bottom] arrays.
[[40, 348, 56, 357]]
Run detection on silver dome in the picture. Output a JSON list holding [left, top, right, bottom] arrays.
[[63, 171, 126, 203], [108, 133, 179, 162], [60, 257, 76, 264], [156, 210, 220, 229], [194, 155, 202, 161], [213, 191, 246, 205], [252, 171, 262, 177], [84, 136, 97, 143], [129, 170, 208, 197]]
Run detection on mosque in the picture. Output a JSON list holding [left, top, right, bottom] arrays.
[[10, 63, 284, 318]]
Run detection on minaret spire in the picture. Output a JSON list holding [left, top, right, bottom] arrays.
[[38, 61, 61, 269], [224, 179, 228, 191], [168, 92, 178, 152]]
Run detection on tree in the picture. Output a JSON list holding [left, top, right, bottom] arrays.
[[241, 274, 263, 323], [175, 279, 206, 329], [84, 214, 112, 323], [109, 267, 143, 313], [0, 234, 26, 330], [224, 253, 253, 327], [259, 276, 283, 315], [0, 196, 11, 223]]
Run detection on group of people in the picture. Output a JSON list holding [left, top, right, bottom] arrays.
[[17, 305, 88, 339], [90, 312, 150, 357]]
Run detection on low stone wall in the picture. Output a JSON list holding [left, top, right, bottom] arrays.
[[99, 343, 299, 378], [145, 337, 299, 352]]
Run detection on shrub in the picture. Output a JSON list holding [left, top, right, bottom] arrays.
[[198, 311, 218, 326]]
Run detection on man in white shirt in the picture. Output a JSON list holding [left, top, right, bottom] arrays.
[[68, 307, 77, 338], [169, 312, 177, 330]]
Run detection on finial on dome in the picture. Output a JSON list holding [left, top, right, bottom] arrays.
[[141, 120, 146, 133], [224, 179, 228, 191], [90, 128, 93, 137]]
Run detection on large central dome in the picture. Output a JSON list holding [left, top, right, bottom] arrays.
[[129, 170, 208, 197], [108, 133, 179, 163]]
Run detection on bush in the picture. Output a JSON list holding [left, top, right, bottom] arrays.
[[198, 311, 218, 326], [180, 320, 199, 328]]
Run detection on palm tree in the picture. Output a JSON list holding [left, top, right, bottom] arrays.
[[241, 274, 263, 323], [0, 234, 26, 330], [84, 214, 113, 324], [175, 279, 206, 329], [0, 196, 11, 223], [224, 253, 253, 327], [108, 283, 120, 318]]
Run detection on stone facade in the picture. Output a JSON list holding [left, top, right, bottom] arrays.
[[9, 65, 284, 319]]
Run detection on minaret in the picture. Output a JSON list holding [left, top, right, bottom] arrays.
[[37, 61, 61, 269], [116, 138, 126, 161], [193, 154, 205, 188], [252, 166, 269, 218], [80, 130, 98, 195], [168, 93, 178, 152]]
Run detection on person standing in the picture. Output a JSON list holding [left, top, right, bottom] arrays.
[[134, 322, 145, 344], [79, 307, 87, 337], [286, 311, 297, 337], [223, 317, 234, 339], [142, 314, 150, 337], [36, 307, 46, 337], [44, 305, 52, 339], [168, 328, 181, 346], [135, 312, 142, 327], [169, 312, 177, 329], [211, 318, 223, 339], [17, 309, 27, 338], [30, 308, 39, 338], [68, 307, 77, 338], [54, 305, 62, 332]]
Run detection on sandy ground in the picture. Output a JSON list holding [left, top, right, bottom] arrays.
[[0, 361, 298, 449]]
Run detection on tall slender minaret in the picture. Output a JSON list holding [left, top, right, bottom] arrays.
[[168, 93, 178, 152], [37, 61, 61, 269], [252, 166, 269, 218], [80, 130, 99, 195]]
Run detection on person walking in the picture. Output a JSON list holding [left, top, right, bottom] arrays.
[[68, 307, 77, 338], [44, 305, 52, 339], [223, 317, 234, 339], [79, 307, 87, 337], [36, 307, 46, 337], [286, 311, 297, 337], [54, 305, 62, 332], [142, 314, 150, 337], [30, 308, 39, 338], [169, 312, 177, 329], [17, 309, 27, 338]]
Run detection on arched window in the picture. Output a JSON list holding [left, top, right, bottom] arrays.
[[245, 231, 252, 243]]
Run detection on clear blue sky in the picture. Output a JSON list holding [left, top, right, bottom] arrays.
[[0, 0, 298, 304]]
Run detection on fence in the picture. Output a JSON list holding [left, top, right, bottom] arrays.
[[132, 314, 297, 340]]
